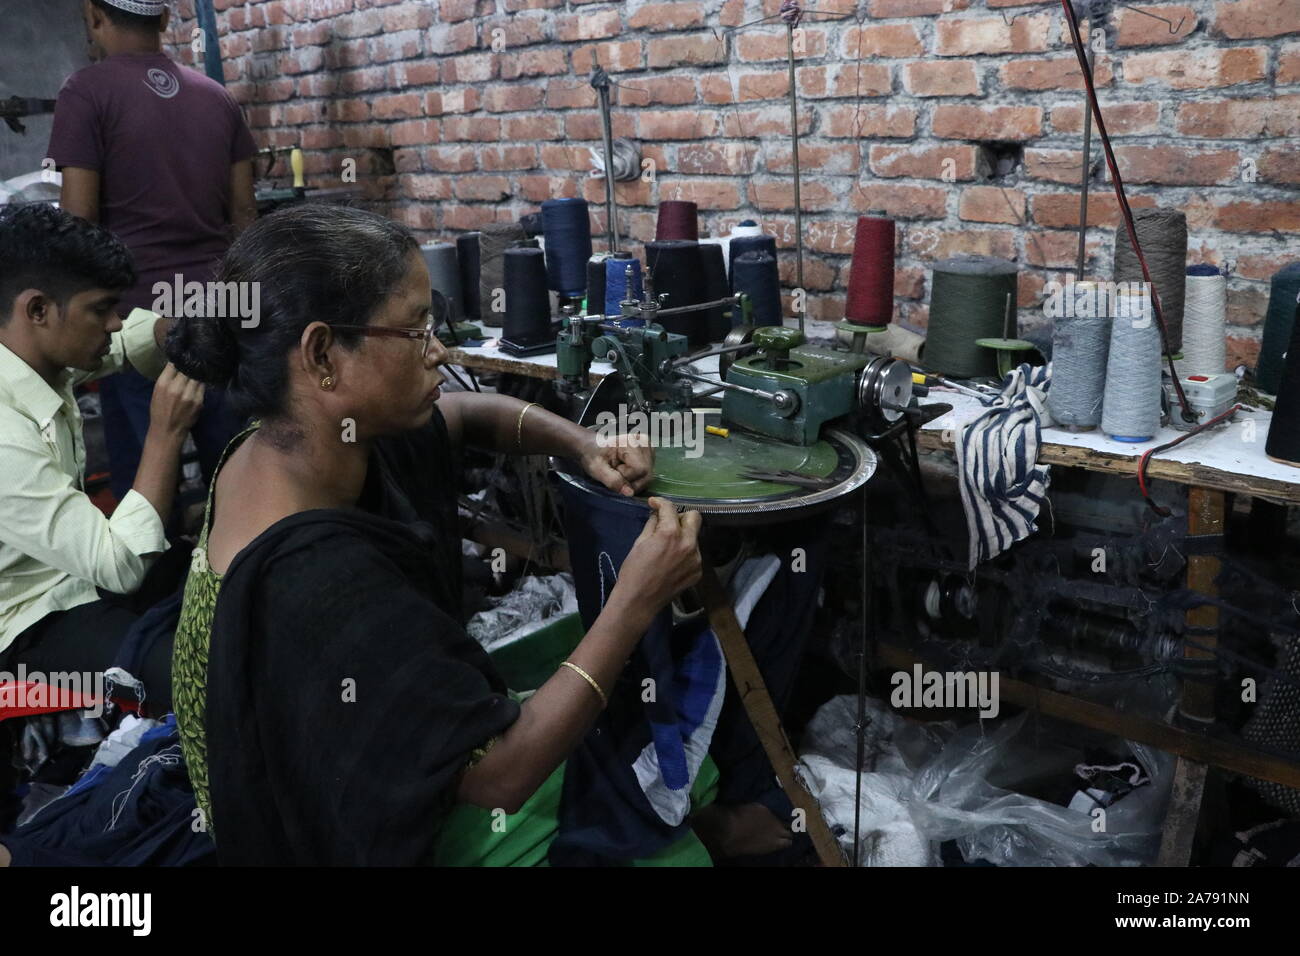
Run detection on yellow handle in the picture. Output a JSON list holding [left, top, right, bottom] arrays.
[[912, 372, 927, 385], [705, 425, 730, 439], [290, 148, 305, 190]]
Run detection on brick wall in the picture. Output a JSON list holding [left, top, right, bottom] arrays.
[[170, 0, 1297, 365]]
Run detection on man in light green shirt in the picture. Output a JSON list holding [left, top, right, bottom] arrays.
[[0, 203, 204, 713]]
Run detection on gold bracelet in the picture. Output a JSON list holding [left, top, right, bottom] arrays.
[[515, 402, 539, 451], [559, 660, 607, 707]]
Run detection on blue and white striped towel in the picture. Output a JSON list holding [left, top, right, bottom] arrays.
[[955, 363, 1052, 569]]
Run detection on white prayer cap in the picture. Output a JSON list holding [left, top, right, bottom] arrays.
[[99, 0, 168, 15]]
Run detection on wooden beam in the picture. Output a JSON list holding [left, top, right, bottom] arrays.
[[698, 562, 847, 867]]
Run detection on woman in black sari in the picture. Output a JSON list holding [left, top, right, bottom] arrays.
[[163, 205, 702, 865]]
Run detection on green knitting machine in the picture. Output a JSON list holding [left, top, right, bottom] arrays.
[[553, 272, 917, 521]]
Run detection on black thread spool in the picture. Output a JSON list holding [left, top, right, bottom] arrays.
[[1265, 297, 1300, 467], [456, 232, 481, 320], [728, 233, 777, 288], [699, 242, 731, 342], [646, 239, 707, 346], [732, 250, 783, 327], [586, 253, 610, 317], [500, 247, 554, 355]]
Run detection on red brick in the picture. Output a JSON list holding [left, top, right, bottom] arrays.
[[616, 75, 696, 107], [1122, 47, 1269, 88], [540, 144, 590, 171], [721, 106, 813, 137], [384, 119, 442, 147], [556, 10, 622, 42], [959, 186, 1026, 224], [1175, 96, 1300, 137], [452, 175, 512, 202], [546, 79, 597, 109], [1213, 0, 1300, 39], [1023, 230, 1104, 270], [390, 61, 440, 86], [581, 177, 653, 207], [500, 48, 567, 79], [903, 227, 1017, 261], [572, 40, 644, 73], [480, 146, 538, 171], [736, 29, 827, 62], [1031, 192, 1157, 229], [504, 114, 563, 139], [404, 174, 452, 201], [440, 116, 500, 142], [1111, 145, 1241, 185], [849, 184, 948, 219], [932, 104, 1043, 140], [382, 4, 435, 32], [676, 143, 760, 175], [425, 89, 479, 115], [655, 180, 741, 210], [869, 143, 982, 180], [1214, 201, 1300, 232], [370, 30, 424, 63], [482, 84, 545, 112], [737, 71, 789, 102], [426, 146, 477, 172], [841, 24, 924, 58], [637, 110, 721, 140], [437, 0, 494, 21], [823, 104, 917, 138], [628, 3, 707, 31], [564, 112, 635, 140], [903, 61, 980, 97], [828, 63, 894, 97], [748, 181, 839, 212], [1050, 102, 1160, 135], [372, 92, 423, 120], [767, 143, 860, 175], [869, 0, 970, 13], [1259, 147, 1300, 183], [1025, 148, 1087, 184], [999, 56, 1113, 91], [648, 34, 728, 68], [1115, 4, 1198, 46], [1280, 42, 1300, 83], [805, 220, 859, 255], [1226, 336, 1261, 370], [442, 53, 498, 83], [935, 14, 1052, 56]]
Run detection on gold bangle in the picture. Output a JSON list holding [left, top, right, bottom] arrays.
[[559, 660, 607, 707], [515, 402, 539, 451]]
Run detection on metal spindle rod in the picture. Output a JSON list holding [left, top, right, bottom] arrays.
[[786, 21, 805, 336]]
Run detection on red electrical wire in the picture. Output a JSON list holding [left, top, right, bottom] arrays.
[[1137, 404, 1243, 516], [1058, 0, 1194, 425]]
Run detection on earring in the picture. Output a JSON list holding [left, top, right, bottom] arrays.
[[320, 375, 335, 390]]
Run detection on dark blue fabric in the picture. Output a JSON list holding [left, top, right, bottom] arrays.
[[551, 480, 831, 865], [98, 366, 241, 504], [109, 592, 183, 717], [3, 716, 215, 866]]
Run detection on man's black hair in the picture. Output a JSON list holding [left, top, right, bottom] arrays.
[[89, 0, 164, 32], [0, 203, 135, 326]]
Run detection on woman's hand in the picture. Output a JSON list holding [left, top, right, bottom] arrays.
[[609, 497, 703, 617], [578, 429, 655, 497]]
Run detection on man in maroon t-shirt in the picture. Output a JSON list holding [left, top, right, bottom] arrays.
[[48, 0, 258, 504]]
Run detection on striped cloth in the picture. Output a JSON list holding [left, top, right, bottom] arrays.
[[955, 364, 1052, 569]]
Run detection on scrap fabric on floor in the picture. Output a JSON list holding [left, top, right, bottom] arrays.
[[4, 716, 214, 867], [956, 364, 1052, 569]]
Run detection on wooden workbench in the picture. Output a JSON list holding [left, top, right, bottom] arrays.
[[449, 343, 1300, 865]]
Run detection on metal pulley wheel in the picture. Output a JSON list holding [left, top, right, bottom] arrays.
[[858, 355, 914, 428]]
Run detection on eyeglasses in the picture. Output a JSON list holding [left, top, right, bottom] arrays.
[[331, 291, 451, 359]]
